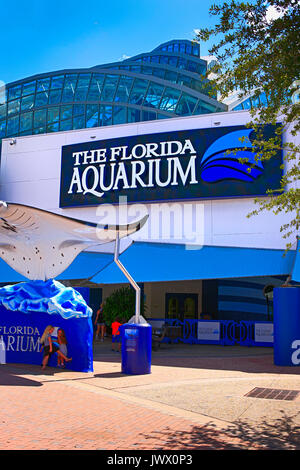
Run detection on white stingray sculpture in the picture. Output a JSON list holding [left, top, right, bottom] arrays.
[[0, 201, 148, 281]]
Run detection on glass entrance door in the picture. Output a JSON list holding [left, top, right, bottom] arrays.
[[165, 293, 198, 321]]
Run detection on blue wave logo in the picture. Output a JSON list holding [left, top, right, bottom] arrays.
[[200, 129, 264, 183]]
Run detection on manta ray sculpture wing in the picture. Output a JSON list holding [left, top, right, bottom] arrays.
[[0, 202, 148, 281]]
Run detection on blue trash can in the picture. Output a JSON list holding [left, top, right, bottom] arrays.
[[120, 323, 152, 375], [273, 287, 300, 366]]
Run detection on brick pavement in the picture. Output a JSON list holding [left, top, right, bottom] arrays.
[[0, 343, 299, 451], [0, 364, 248, 451]]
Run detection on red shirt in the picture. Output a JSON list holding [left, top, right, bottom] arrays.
[[111, 321, 121, 336]]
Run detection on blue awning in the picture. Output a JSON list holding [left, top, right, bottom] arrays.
[[0, 242, 295, 285], [90, 242, 295, 284]]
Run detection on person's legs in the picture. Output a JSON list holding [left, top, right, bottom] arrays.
[[41, 354, 49, 370], [100, 325, 105, 341], [95, 324, 100, 340], [57, 350, 72, 362]]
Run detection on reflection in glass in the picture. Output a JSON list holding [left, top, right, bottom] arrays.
[[35, 92, 48, 107], [61, 105, 72, 120], [33, 108, 47, 128], [61, 74, 77, 103], [159, 87, 180, 111], [0, 120, 6, 137], [129, 79, 149, 105], [20, 112, 33, 132], [60, 119, 72, 131], [22, 81, 36, 96], [7, 116, 19, 135], [176, 93, 197, 115], [127, 107, 140, 123], [114, 76, 133, 103], [51, 75, 64, 89], [144, 82, 164, 108], [37, 78, 50, 92], [48, 90, 62, 105], [75, 74, 91, 101], [47, 107, 59, 123], [21, 95, 34, 111], [99, 105, 112, 126], [88, 74, 105, 101], [86, 104, 99, 128], [47, 122, 59, 133], [8, 99, 20, 116], [101, 75, 119, 102], [8, 85, 21, 101], [73, 104, 85, 116], [113, 106, 126, 124], [0, 104, 6, 120]]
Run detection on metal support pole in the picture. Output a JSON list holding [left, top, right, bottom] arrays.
[[114, 233, 141, 324]]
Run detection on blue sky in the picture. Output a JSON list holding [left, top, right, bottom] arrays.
[[1, 0, 219, 85]]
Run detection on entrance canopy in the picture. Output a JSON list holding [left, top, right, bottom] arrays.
[[0, 240, 295, 285], [87, 242, 295, 284]]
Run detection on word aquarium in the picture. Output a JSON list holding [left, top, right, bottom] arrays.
[[60, 125, 282, 207], [70, 139, 196, 194]]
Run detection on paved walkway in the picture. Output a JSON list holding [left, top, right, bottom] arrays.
[[0, 341, 300, 450]]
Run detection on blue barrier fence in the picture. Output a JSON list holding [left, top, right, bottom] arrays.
[[149, 318, 274, 347]]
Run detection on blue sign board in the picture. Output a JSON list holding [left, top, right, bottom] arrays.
[[60, 124, 282, 207], [0, 307, 93, 372]]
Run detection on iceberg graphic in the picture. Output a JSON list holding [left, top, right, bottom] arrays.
[[200, 129, 264, 183], [0, 279, 92, 319]]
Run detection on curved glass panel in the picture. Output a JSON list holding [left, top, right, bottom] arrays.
[[62, 74, 77, 103], [159, 87, 181, 111], [75, 74, 91, 101], [101, 75, 119, 102], [2, 40, 227, 141], [88, 73, 105, 101], [129, 79, 149, 105], [143, 82, 164, 108], [99, 105, 112, 126], [176, 93, 197, 115], [114, 75, 134, 103]]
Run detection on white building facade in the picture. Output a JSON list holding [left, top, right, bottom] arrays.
[[0, 110, 298, 328]]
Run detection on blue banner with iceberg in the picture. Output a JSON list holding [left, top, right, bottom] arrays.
[[0, 280, 94, 372]]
